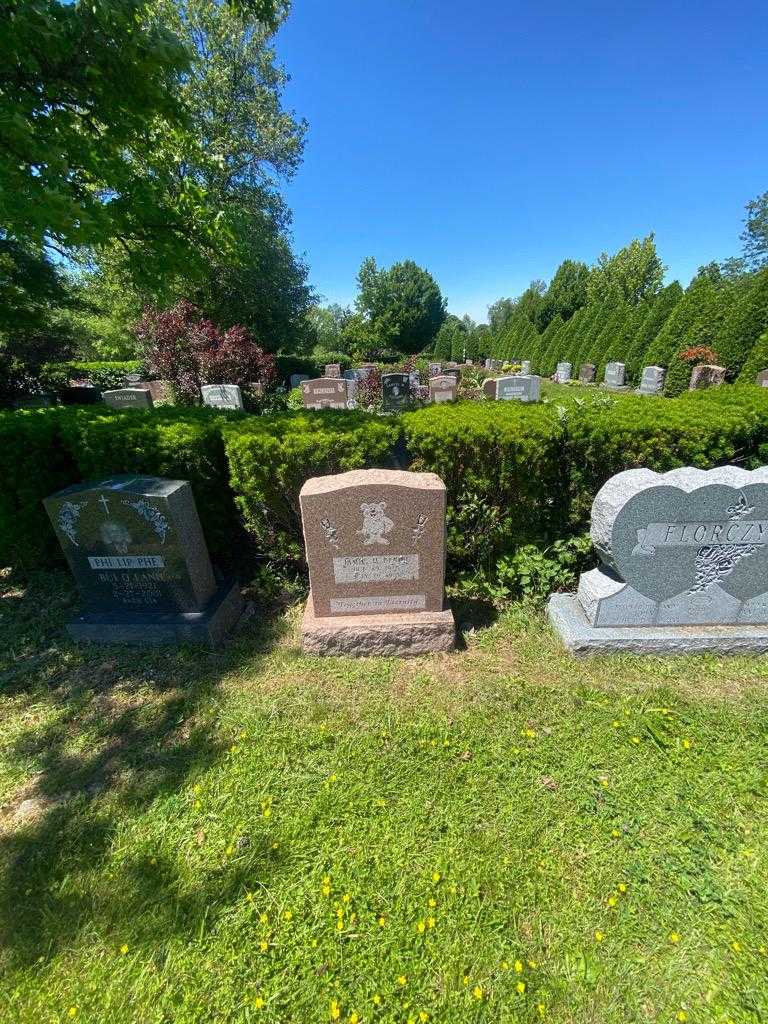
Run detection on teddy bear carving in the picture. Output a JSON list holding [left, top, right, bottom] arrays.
[[357, 501, 394, 546]]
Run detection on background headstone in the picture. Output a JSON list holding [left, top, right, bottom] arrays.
[[520, 360, 531, 375], [59, 386, 103, 405], [637, 365, 666, 395], [756, 369, 768, 388], [689, 364, 726, 391], [325, 363, 342, 378], [201, 384, 244, 410], [428, 362, 442, 378], [603, 362, 627, 389], [490, 359, 503, 372], [356, 364, 376, 380], [579, 363, 596, 384], [102, 388, 154, 410], [302, 378, 350, 409], [381, 373, 412, 412], [429, 376, 457, 403], [290, 373, 310, 389], [484, 358, 492, 370], [555, 362, 572, 383], [44, 475, 242, 644], [482, 377, 497, 400], [496, 374, 541, 403]]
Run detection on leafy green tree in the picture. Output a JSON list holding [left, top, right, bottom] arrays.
[[645, 264, 738, 368], [535, 260, 589, 330], [626, 281, 683, 377], [356, 258, 446, 354], [587, 235, 665, 305], [717, 269, 768, 376], [487, 298, 516, 333], [742, 191, 768, 269], [307, 304, 354, 353], [738, 331, 768, 383]]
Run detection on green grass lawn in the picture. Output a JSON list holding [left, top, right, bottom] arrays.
[[2, 570, 768, 1023]]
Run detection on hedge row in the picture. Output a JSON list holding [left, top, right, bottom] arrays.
[[6, 385, 768, 579]]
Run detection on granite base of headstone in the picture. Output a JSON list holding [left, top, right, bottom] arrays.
[[689, 364, 726, 390], [299, 469, 455, 656], [201, 384, 244, 410], [103, 388, 154, 410], [496, 374, 540, 402], [548, 465, 768, 655], [554, 362, 572, 383], [44, 475, 243, 646], [636, 365, 666, 396], [578, 363, 596, 384]]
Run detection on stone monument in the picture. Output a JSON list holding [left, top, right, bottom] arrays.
[[520, 360, 531, 375], [381, 373, 412, 412], [102, 388, 154, 410], [579, 363, 596, 384], [689, 364, 726, 390], [301, 378, 350, 409], [201, 384, 244, 410], [299, 469, 455, 655], [637, 365, 666, 396], [429, 376, 457, 403], [496, 374, 540, 403], [548, 465, 768, 654], [325, 363, 342, 378], [602, 362, 627, 390], [482, 377, 497, 400], [43, 475, 243, 645], [554, 362, 572, 383], [428, 362, 442, 378]]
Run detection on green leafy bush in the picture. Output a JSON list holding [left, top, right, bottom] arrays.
[[401, 402, 568, 577], [223, 410, 401, 567], [41, 360, 145, 391]]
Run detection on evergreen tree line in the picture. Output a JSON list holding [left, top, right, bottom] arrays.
[[475, 219, 768, 388]]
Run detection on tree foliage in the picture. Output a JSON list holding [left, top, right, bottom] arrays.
[[356, 258, 446, 354], [535, 260, 589, 331], [587, 235, 665, 306], [741, 191, 768, 270]]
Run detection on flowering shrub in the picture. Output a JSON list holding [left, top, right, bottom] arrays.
[[678, 345, 720, 365], [135, 300, 276, 404], [664, 345, 721, 397]]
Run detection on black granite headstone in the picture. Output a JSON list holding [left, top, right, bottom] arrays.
[[381, 373, 412, 412]]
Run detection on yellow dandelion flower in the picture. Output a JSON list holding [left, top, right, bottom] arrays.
[[246, 892, 254, 903], [594, 930, 604, 942], [631, 736, 640, 745], [259, 912, 269, 924], [336, 920, 343, 931], [516, 981, 526, 995], [322, 885, 331, 896], [432, 871, 441, 883], [611, 720, 621, 728], [428, 898, 436, 908], [514, 960, 524, 973], [420, 1013, 430, 1023], [349, 1013, 360, 1024], [262, 807, 271, 818], [611, 829, 620, 838], [501, 960, 510, 970], [342, 893, 351, 903], [378, 916, 386, 927], [417, 921, 426, 934], [731, 941, 742, 952], [284, 911, 293, 921], [119, 943, 129, 955], [608, 896, 617, 908], [254, 996, 265, 1009], [397, 975, 407, 987], [372, 994, 381, 1005], [676, 1012, 687, 1023], [68, 1010, 78, 1020], [226, 845, 234, 857], [472, 985, 483, 1000], [682, 738, 692, 750], [528, 960, 538, 969], [462, 975, 469, 986], [330, 1000, 341, 1021], [618, 883, 627, 893], [669, 932, 681, 944], [600, 779, 609, 789], [194, 800, 202, 810], [259, 940, 269, 952], [427, 917, 436, 929], [760, 945, 767, 955]]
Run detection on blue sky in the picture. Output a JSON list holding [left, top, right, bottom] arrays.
[[276, 0, 768, 322]]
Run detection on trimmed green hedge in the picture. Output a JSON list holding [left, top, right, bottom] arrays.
[[401, 402, 567, 574], [223, 410, 401, 566], [41, 360, 145, 391], [6, 387, 768, 581]]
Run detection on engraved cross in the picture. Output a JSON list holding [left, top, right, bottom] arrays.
[[99, 494, 110, 516]]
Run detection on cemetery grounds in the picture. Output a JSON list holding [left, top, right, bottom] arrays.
[[2, 565, 768, 1023]]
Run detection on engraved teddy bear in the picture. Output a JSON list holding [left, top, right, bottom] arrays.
[[358, 501, 394, 546]]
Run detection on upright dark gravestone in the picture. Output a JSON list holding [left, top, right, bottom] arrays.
[[579, 363, 596, 384], [299, 469, 455, 655], [689, 364, 726, 391], [44, 476, 243, 645], [381, 373, 412, 412], [102, 388, 154, 410], [483, 378, 497, 400]]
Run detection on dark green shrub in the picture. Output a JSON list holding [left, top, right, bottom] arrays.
[[223, 410, 401, 567], [401, 402, 568, 577], [274, 354, 322, 383], [41, 360, 145, 391], [57, 406, 242, 570], [0, 409, 79, 571]]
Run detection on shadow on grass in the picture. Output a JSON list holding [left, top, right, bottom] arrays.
[[0, 569, 291, 970]]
